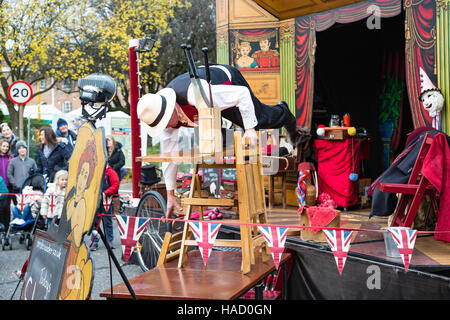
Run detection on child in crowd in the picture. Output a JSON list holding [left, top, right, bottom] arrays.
[[0, 176, 10, 230], [10, 185, 44, 225], [0, 139, 10, 229], [0, 138, 11, 188], [7, 141, 37, 196], [41, 170, 68, 227]]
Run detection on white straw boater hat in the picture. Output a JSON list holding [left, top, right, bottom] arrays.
[[137, 88, 177, 137]]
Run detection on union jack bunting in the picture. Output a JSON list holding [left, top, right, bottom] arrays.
[[388, 227, 417, 272], [16, 194, 27, 213], [115, 215, 150, 262], [48, 194, 56, 215], [257, 226, 289, 269], [188, 221, 222, 265], [103, 195, 113, 213], [323, 229, 353, 275]]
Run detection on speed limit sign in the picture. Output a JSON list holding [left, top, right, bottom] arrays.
[[8, 81, 33, 105]]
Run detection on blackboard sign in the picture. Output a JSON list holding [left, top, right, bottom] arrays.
[[221, 168, 237, 182], [20, 230, 70, 300], [202, 168, 221, 196]]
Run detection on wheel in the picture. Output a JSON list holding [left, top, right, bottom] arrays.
[[1, 237, 5, 251], [26, 236, 32, 250], [135, 191, 168, 272]]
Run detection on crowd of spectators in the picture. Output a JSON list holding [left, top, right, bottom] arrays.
[[0, 119, 126, 237]]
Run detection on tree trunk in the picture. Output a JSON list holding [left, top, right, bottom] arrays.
[[6, 101, 24, 140]]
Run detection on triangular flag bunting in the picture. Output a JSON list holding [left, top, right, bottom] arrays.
[[48, 194, 56, 215], [17, 194, 26, 213], [115, 215, 150, 262], [104, 195, 113, 213], [387, 228, 417, 272], [257, 226, 288, 269], [323, 229, 353, 275], [188, 221, 221, 265]]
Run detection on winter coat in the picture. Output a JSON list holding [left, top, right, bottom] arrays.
[[0, 176, 9, 200], [56, 128, 77, 151], [40, 182, 66, 219], [97, 165, 120, 214], [107, 142, 125, 178], [0, 154, 10, 187], [7, 156, 37, 190], [36, 139, 71, 182]]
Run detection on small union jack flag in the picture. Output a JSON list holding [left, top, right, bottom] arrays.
[[115, 215, 150, 262], [188, 221, 222, 265], [16, 194, 27, 213], [103, 195, 113, 213], [48, 194, 56, 215], [388, 227, 417, 272], [257, 226, 288, 269], [323, 229, 353, 275]]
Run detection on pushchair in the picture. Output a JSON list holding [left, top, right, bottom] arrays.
[[1, 170, 47, 251]]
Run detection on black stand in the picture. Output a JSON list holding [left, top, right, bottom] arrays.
[[97, 227, 137, 300]]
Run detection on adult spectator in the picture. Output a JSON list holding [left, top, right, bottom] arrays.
[[0, 138, 11, 189], [7, 141, 37, 196], [55, 118, 77, 150], [106, 135, 125, 180], [91, 164, 120, 250], [0, 123, 19, 157], [36, 127, 71, 182]]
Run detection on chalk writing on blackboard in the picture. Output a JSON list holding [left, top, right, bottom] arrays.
[[221, 168, 237, 182], [20, 231, 70, 300]]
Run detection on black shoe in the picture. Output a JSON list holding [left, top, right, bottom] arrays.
[[278, 100, 312, 148]]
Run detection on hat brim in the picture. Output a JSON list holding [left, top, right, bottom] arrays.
[[139, 88, 176, 138]]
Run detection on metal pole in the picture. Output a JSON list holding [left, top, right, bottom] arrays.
[[128, 39, 142, 199], [97, 227, 137, 300]]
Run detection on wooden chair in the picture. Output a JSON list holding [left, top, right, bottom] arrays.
[[376, 133, 439, 227]]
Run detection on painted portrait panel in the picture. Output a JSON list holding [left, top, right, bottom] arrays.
[[230, 28, 280, 70]]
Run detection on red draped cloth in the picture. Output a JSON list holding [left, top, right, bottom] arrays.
[[422, 133, 450, 242], [314, 138, 360, 207]]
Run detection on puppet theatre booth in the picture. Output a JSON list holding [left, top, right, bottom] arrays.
[[212, 0, 450, 299]]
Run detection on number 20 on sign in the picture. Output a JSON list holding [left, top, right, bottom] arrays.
[[8, 81, 33, 105]]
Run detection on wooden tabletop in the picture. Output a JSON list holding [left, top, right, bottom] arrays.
[[137, 147, 236, 163], [100, 250, 291, 300]]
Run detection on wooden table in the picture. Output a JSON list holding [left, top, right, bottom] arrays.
[[100, 250, 291, 300]]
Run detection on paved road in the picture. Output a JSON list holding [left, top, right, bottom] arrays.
[[0, 182, 143, 300]]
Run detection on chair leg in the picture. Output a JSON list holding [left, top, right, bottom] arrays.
[[403, 178, 428, 228], [390, 194, 411, 227]]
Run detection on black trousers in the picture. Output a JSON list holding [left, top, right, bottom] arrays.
[[219, 65, 294, 131]]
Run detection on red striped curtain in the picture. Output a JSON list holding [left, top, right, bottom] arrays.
[[294, 0, 435, 129]]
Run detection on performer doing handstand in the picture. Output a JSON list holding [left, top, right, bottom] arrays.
[[137, 64, 309, 217]]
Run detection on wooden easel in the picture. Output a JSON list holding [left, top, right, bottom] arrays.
[[157, 131, 271, 274]]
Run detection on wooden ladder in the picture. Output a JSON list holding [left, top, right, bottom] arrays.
[[157, 131, 271, 274]]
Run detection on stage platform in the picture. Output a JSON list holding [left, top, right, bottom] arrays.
[[253, 205, 450, 299]]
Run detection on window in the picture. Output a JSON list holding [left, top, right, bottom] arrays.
[[62, 79, 72, 92], [62, 101, 72, 113], [40, 79, 46, 90]]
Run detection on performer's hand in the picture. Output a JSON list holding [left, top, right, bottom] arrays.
[[166, 190, 182, 219], [243, 128, 258, 147]]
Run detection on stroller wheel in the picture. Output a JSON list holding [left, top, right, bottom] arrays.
[[19, 234, 25, 244], [1, 237, 5, 250], [26, 237, 32, 250]]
